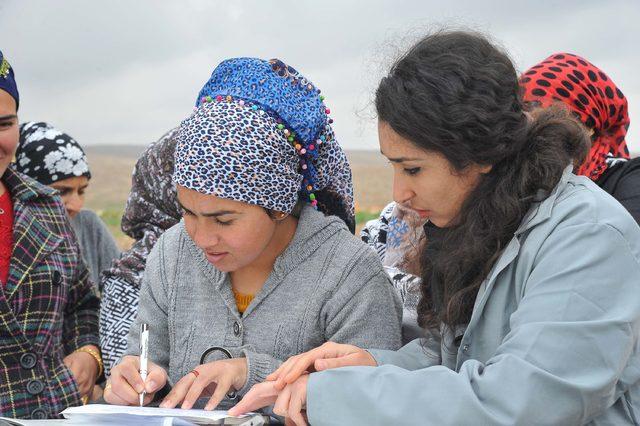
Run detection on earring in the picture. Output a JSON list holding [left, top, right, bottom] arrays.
[[275, 211, 288, 221]]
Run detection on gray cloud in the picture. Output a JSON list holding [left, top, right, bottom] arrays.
[[1, 0, 638, 153]]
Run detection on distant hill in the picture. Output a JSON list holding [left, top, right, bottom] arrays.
[[85, 145, 391, 163], [83, 145, 392, 248], [84, 144, 147, 160], [83, 143, 639, 250]]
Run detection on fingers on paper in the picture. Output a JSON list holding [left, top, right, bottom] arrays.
[[228, 381, 280, 415]]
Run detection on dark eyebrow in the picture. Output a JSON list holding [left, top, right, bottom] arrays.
[[0, 114, 18, 121], [54, 184, 90, 190], [201, 210, 238, 218], [177, 200, 238, 217], [380, 149, 422, 163]]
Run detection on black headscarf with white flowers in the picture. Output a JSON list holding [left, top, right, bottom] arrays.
[[16, 121, 91, 185]]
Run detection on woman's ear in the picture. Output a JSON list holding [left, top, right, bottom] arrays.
[[273, 211, 288, 221], [479, 164, 493, 174]]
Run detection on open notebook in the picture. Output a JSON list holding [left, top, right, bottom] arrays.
[[57, 404, 266, 425]]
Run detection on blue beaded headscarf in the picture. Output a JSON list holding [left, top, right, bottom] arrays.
[[174, 58, 355, 232], [0, 49, 19, 109]]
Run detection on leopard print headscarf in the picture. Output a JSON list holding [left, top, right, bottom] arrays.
[[173, 58, 354, 230]]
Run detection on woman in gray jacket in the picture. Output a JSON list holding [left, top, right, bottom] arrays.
[[103, 57, 402, 410], [232, 32, 640, 425]]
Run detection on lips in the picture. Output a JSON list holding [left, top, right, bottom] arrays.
[[409, 207, 431, 219], [205, 252, 228, 264]]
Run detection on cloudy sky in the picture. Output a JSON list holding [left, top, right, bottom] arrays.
[[1, 0, 638, 153]]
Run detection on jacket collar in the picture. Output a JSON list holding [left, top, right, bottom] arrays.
[[2, 166, 57, 202], [1, 167, 64, 300]]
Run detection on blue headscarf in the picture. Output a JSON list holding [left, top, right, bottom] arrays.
[[174, 58, 355, 231], [0, 50, 19, 109]]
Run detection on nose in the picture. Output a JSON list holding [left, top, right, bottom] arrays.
[[191, 221, 220, 251], [65, 193, 83, 217], [392, 172, 414, 205]]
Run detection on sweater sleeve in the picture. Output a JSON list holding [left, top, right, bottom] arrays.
[[306, 223, 640, 425], [236, 349, 283, 396], [92, 214, 121, 290], [62, 206, 101, 354], [123, 235, 171, 373], [321, 244, 403, 351], [367, 334, 441, 371]]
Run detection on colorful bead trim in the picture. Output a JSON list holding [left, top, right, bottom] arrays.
[[196, 93, 334, 210], [0, 58, 10, 79]]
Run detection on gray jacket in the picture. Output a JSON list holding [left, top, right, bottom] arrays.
[[125, 205, 402, 404], [71, 209, 120, 290], [307, 168, 640, 425]]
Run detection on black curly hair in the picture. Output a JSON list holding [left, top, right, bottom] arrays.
[[375, 30, 589, 332]]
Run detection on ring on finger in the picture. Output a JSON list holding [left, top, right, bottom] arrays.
[[190, 369, 200, 378]]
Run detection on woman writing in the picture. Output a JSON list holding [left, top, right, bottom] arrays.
[[104, 57, 402, 410]]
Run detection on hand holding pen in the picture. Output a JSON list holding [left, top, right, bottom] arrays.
[[103, 324, 169, 406], [139, 323, 149, 406]]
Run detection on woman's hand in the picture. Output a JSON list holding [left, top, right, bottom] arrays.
[[90, 384, 103, 402], [63, 345, 99, 398], [160, 358, 248, 410], [230, 376, 310, 426], [267, 342, 376, 390], [104, 355, 168, 406], [228, 381, 280, 416]]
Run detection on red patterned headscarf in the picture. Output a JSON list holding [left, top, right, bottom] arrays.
[[520, 53, 630, 181]]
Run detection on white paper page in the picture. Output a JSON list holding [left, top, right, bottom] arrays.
[[61, 404, 252, 421], [0, 418, 70, 425]]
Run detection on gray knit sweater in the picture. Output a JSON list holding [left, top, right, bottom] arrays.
[[71, 209, 120, 291], [124, 205, 402, 405]]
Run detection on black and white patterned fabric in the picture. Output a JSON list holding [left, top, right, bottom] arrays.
[[16, 121, 90, 185], [361, 202, 396, 260], [99, 275, 139, 374], [362, 202, 428, 261], [361, 202, 427, 342], [99, 129, 181, 376]]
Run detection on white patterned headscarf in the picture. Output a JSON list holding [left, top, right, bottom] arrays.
[[16, 121, 90, 185], [173, 57, 355, 231]]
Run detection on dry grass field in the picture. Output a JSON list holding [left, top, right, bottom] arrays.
[[83, 146, 394, 249]]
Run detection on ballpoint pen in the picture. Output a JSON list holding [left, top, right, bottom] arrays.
[[139, 323, 149, 407]]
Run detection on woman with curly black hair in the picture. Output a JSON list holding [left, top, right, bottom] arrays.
[[232, 31, 640, 425]]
